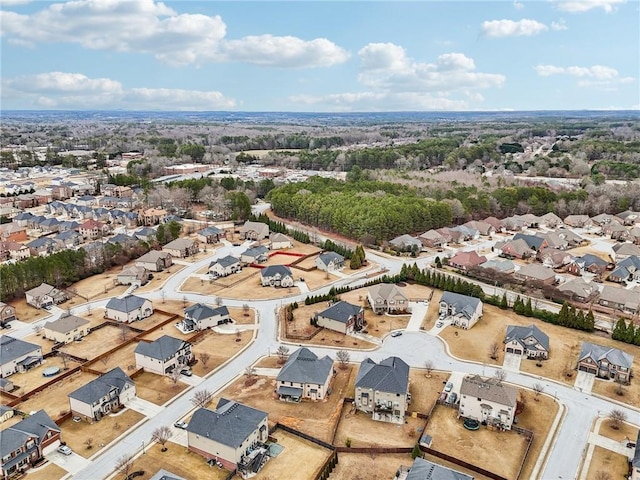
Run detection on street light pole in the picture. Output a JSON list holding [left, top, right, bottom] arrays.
[[141, 440, 145, 454]]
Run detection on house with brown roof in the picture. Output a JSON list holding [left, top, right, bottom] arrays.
[[367, 284, 409, 314], [463, 220, 495, 237], [537, 247, 573, 269], [0, 240, 30, 261], [117, 265, 150, 286], [135, 250, 173, 272], [0, 302, 17, 325], [539, 212, 563, 229], [514, 264, 556, 285], [418, 230, 446, 248], [564, 215, 592, 228], [0, 223, 27, 242], [597, 285, 640, 314], [484, 216, 505, 233], [162, 238, 199, 258], [497, 238, 533, 259], [78, 219, 111, 240], [239, 221, 270, 241], [557, 278, 600, 303], [448, 250, 487, 271], [43, 315, 90, 344], [577, 342, 633, 383], [138, 208, 168, 226], [612, 242, 640, 261]]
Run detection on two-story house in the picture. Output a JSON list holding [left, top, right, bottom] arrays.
[[355, 356, 410, 424], [577, 342, 634, 383], [240, 245, 269, 265], [42, 315, 90, 344], [239, 221, 270, 241], [78, 219, 111, 241], [196, 226, 224, 244], [180, 304, 231, 332], [208, 255, 242, 278], [269, 233, 293, 250], [260, 265, 294, 288], [315, 301, 365, 335], [162, 238, 199, 258], [504, 324, 550, 360], [276, 347, 334, 402], [459, 374, 518, 430], [315, 252, 345, 272], [0, 302, 17, 326], [135, 250, 173, 272], [439, 291, 483, 329], [367, 284, 409, 314], [134, 335, 192, 376], [68, 367, 136, 422], [104, 295, 153, 323], [25, 283, 68, 309], [117, 265, 150, 286]]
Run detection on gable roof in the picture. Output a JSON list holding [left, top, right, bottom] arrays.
[[460, 374, 517, 407], [516, 264, 556, 281], [137, 250, 172, 263], [1, 410, 59, 455], [368, 283, 408, 303], [0, 335, 40, 363], [405, 457, 473, 480], [440, 291, 482, 320], [105, 294, 149, 313], [43, 315, 90, 334], [317, 251, 345, 265], [318, 301, 362, 324], [355, 356, 409, 394], [242, 245, 269, 257], [479, 259, 515, 273], [184, 303, 229, 320], [505, 324, 550, 352], [513, 233, 544, 250], [389, 234, 422, 249], [68, 367, 134, 404], [186, 399, 267, 449], [576, 254, 608, 268], [270, 232, 291, 243], [557, 278, 599, 299], [448, 250, 487, 267], [163, 238, 197, 250], [240, 221, 269, 236], [579, 342, 633, 369], [277, 347, 333, 385], [210, 255, 240, 268], [261, 265, 293, 278], [134, 335, 188, 360]]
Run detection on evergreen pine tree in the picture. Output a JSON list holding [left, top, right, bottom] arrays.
[[524, 298, 533, 317], [557, 302, 569, 326], [500, 293, 508, 309], [612, 318, 627, 341], [585, 310, 595, 332]]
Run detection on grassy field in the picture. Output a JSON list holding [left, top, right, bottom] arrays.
[[407, 370, 449, 414], [24, 463, 67, 480]]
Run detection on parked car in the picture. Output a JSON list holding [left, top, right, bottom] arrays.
[[390, 331, 403, 337], [180, 368, 192, 377], [57, 445, 72, 455], [444, 382, 453, 393], [436, 321, 444, 328], [447, 392, 458, 404], [174, 421, 188, 429]]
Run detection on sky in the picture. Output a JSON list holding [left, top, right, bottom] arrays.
[[0, 0, 638, 112]]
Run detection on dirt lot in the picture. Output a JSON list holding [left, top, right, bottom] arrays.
[[585, 446, 629, 480], [128, 441, 228, 480], [424, 405, 529, 480], [329, 453, 414, 480], [255, 429, 332, 480], [206, 365, 356, 443], [24, 463, 66, 480], [407, 370, 450, 414], [17, 371, 99, 420], [6, 356, 83, 396], [134, 371, 188, 405], [60, 409, 144, 458], [7, 298, 50, 323], [190, 329, 253, 377], [68, 264, 128, 300], [59, 324, 130, 361]]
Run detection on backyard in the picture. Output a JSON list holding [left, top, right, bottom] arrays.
[[190, 329, 253, 377], [59, 324, 132, 361], [3, 355, 83, 397]]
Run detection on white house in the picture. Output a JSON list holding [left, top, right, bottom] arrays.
[[1, 336, 42, 378], [68, 367, 136, 422], [269, 232, 293, 250], [25, 283, 68, 309], [180, 304, 231, 332], [116, 265, 150, 286], [458, 374, 518, 430], [438, 291, 483, 329], [276, 348, 334, 402], [135, 250, 173, 272], [104, 295, 153, 323], [315, 252, 345, 272], [260, 265, 294, 288], [134, 335, 192, 376], [355, 357, 410, 424], [208, 255, 242, 278], [43, 315, 90, 344]]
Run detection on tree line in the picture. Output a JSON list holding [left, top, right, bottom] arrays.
[[612, 318, 640, 346]]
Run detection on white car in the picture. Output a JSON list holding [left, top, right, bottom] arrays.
[[57, 445, 72, 456], [390, 331, 403, 337], [436, 321, 444, 328]]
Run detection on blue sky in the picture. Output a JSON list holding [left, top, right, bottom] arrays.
[[1, 0, 638, 111]]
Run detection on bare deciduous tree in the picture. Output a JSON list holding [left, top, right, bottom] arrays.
[[198, 352, 211, 367], [33, 325, 42, 335], [84, 437, 93, 450], [336, 350, 350, 368], [100, 354, 112, 367], [607, 409, 627, 430], [242, 303, 250, 317], [119, 323, 128, 342], [489, 342, 500, 360], [494, 369, 507, 384], [161, 290, 166, 304], [533, 383, 544, 401], [114, 453, 134, 479], [424, 360, 434, 377], [245, 366, 256, 378], [152, 425, 173, 452], [594, 471, 612, 480], [215, 296, 223, 306], [191, 389, 214, 408], [169, 368, 182, 388], [276, 345, 290, 364]]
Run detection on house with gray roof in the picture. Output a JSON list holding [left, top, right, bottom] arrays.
[[396, 457, 474, 480], [276, 347, 334, 402], [367, 283, 409, 314], [197, 226, 224, 244], [104, 294, 153, 323], [577, 342, 633, 383], [355, 356, 410, 424], [149, 470, 186, 480], [564, 215, 592, 228], [459, 374, 518, 430], [0, 336, 42, 378], [53, 229, 82, 248], [512, 233, 544, 251], [315, 300, 365, 335], [573, 254, 609, 275], [43, 315, 90, 344], [597, 285, 640, 314], [260, 265, 294, 288], [612, 242, 640, 261], [68, 367, 136, 422], [1, 410, 61, 479], [117, 265, 150, 286], [134, 227, 157, 243], [135, 335, 192, 376], [186, 399, 269, 472], [240, 245, 269, 265], [180, 303, 230, 332], [439, 291, 483, 329], [26, 237, 59, 257], [135, 250, 173, 272], [504, 324, 550, 360], [631, 430, 640, 480], [208, 255, 242, 278], [239, 221, 270, 241], [315, 251, 345, 271], [25, 282, 68, 309], [0, 301, 17, 325], [419, 229, 447, 248], [608, 256, 640, 283], [389, 234, 422, 251], [478, 259, 515, 274]]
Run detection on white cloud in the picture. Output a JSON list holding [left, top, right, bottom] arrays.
[[0, 0, 32, 5], [0, 0, 348, 68], [288, 92, 469, 112], [554, 0, 625, 13], [481, 19, 548, 37], [534, 64, 635, 89], [513, 0, 525, 9], [551, 19, 568, 30], [1, 72, 235, 110]]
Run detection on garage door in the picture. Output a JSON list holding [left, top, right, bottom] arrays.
[[42, 439, 61, 456], [506, 348, 515, 354], [578, 365, 597, 375]]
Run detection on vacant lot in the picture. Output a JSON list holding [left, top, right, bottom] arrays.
[[59, 325, 129, 361], [69, 264, 126, 300], [6, 355, 82, 396], [23, 463, 66, 480], [255, 429, 332, 480], [208, 366, 356, 443], [191, 329, 253, 377], [17, 371, 99, 420], [422, 289, 443, 330], [8, 298, 49, 323], [585, 446, 629, 480], [425, 405, 529, 480], [135, 371, 188, 405], [60, 409, 144, 458], [128, 441, 228, 480]]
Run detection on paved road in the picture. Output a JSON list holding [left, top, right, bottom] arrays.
[[8, 209, 636, 480]]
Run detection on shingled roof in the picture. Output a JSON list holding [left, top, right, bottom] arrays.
[[277, 347, 333, 385], [460, 374, 518, 407], [356, 357, 409, 394]]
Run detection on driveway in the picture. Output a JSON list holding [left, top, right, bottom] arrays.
[[405, 301, 428, 332], [124, 397, 164, 418], [502, 352, 522, 372], [179, 373, 204, 387], [574, 370, 596, 394], [46, 450, 91, 475]]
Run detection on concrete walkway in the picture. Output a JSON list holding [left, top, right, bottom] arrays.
[[405, 302, 428, 332], [179, 373, 204, 387], [579, 416, 637, 480], [124, 397, 163, 418], [350, 331, 382, 346], [253, 367, 280, 377]]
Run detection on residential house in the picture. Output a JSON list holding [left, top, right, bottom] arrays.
[[117, 265, 150, 286], [240, 245, 269, 265], [315, 251, 345, 271], [186, 399, 269, 472], [53, 230, 82, 249], [463, 220, 495, 237], [439, 291, 483, 329], [389, 234, 422, 251], [450, 225, 479, 241], [68, 367, 136, 422], [572, 254, 609, 276], [419, 230, 446, 248], [0, 302, 17, 325], [26, 237, 59, 257], [629, 227, 640, 245], [1, 410, 61, 479], [597, 286, 640, 314], [367, 283, 409, 314], [138, 208, 168, 226], [514, 264, 556, 285], [180, 304, 231, 332], [107, 233, 139, 249], [484, 216, 505, 233], [504, 324, 550, 359], [260, 265, 294, 288], [458, 374, 518, 430], [537, 247, 573, 269], [76, 195, 96, 206], [134, 227, 157, 243], [135, 250, 173, 272], [162, 238, 199, 258], [57, 220, 81, 232], [196, 226, 224, 244], [497, 238, 533, 259], [354, 356, 410, 424], [53, 184, 73, 200], [577, 342, 633, 383], [612, 242, 640, 261], [557, 278, 600, 303], [38, 217, 60, 234], [501, 216, 526, 232], [611, 256, 640, 283], [104, 295, 153, 323], [631, 431, 640, 480], [269, 232, 293, 250], [42, 315, 90, 344], [0, 336, 42, 377], [437, 227, 461, 244], [0, 240, 30, 261], [478, 259, 515, 274], [208, 255, 242, 278], [12, 212, 36, 227], [448, 250, 487, 271], [516, 214, 540, 228], [615, 210, 640, 226], [276, 347, 334, 402], [539, 212, 563, 229], [134, 335, 192, 376], [315, 301, 365, 335], [603, 221, 629, 241], [512, 233, 544, 251], [0, 223, 27, 242], [0, 405, 14, 423], [78, 218, 111, 240], [0, 378, 14, 393], [25, 283, 68, 308], [564, 215, 593, 228], [591, 213, 616, 227], [239, 221, 270, 241], [396, 458, 474, 480]]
